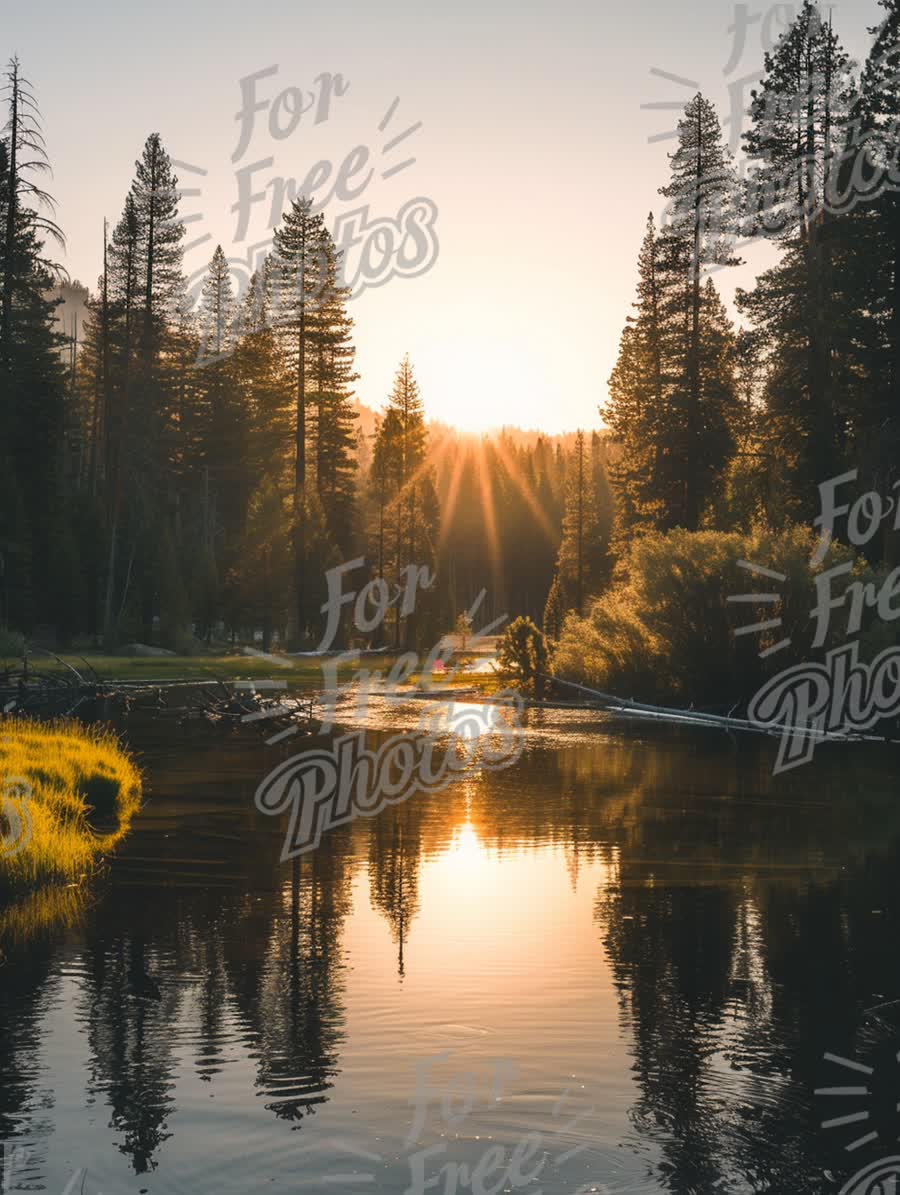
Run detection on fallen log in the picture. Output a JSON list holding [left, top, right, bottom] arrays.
[[542, 674, 887, 748]]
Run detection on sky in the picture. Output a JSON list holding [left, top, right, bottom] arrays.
[[3, 0, 883, 433]]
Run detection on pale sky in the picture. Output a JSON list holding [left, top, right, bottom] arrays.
[[4, 0, 881, 432]]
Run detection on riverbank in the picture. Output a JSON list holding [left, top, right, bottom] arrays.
[[0, 719, 142, 898], [18, 650, 502, 694]]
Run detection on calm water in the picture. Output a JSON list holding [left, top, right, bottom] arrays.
[[2, 700, 900, 1195]]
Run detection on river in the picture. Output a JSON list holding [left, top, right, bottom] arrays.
[[1, 699, 899, 1194]]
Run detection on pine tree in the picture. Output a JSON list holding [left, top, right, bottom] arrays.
[[605, 215, 672, 536], [79, 221, 111, 498], [95, 133, 186, 643], [859, 0, 900, 397], [233, 259, 290, 479], [371, 356, 438, 647], [837, 0, 900, 557], [270, 196, 330, 640], [0, 57, 63, 370], [660, 93, 740, 529], [543, 572, 565, 641], [129, 132, 186, 524], [131, 133, 185, 356], [555, 431, 605, 614], [369, 411, 400, 582], [311, 229, 358, 555], [740, 1, 856, 496], [197, 244, 236, 363], [606, 203, 740, 543], [0, 59, 76, 635], [194, 245, 248, 563]]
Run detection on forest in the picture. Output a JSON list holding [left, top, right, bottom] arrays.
[[4, 0, 900, 710]]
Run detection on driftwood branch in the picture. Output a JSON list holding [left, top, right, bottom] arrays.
[[543, 674, 888, 748]]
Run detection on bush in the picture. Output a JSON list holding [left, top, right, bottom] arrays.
[[454, 611, 473, 651], [497, 616, 549, 697], [552, 524, 891, 708]]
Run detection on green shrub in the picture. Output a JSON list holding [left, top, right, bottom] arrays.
[[497, 616, 549, 697], [552, 524, 891, 708]]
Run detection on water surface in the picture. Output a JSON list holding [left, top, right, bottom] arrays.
[[2, 702, 899, 1194]]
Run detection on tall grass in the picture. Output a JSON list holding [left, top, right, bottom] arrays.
[[0, 719, 142, 897]]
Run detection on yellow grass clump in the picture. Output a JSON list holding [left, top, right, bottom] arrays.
[[0, 718, 142, 896]]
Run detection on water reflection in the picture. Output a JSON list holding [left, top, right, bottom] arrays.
[[0, 709, 898, 1192], [369, 801, 424, 979]]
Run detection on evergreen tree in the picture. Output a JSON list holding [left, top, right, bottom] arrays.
[[194, 245, 248, 583], [543, 572, 565, 641], [368, 410, 400, 595], [233, 259, 291, 480], [0, 57, 63, 370], [555, 430, 605, 614], [132, 133, 185, 355], [0, 58, 77, 635], [840, 0, 900, 557], [605, 215, 673, 537], [740, 1, 855, 501], [197, 244, 235, 363], [311, 229, 358, 555], [371, 356, 438, 647], [270, 196, 330, 641], [98, 134, 186, 644], [606, 208, 739, 542], [660, 93, 740, 529], [859, 0, 900, 396]]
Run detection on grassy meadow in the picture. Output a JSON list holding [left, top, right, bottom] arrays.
[[18, 650, 502, 694], [0, 719, 142, 897]]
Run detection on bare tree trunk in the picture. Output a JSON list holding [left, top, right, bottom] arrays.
[[685, 101, 703, 531], [1, 60, 19, 371], [294, 231, 307, 643]]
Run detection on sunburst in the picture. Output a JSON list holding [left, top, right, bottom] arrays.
[[377, 97, 422, 180], [728, 559, 791, 659], [814, 1051, 892, 1153]]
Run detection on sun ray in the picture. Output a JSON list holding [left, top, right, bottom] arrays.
[[759, 638, 792, 658], [727, 593, 781, 603], [491, 434, 558, 546], [734, 618, 783, 636], [475, 441, 503, 595], [737, 559, 788, 583], [437, 445, 469, 554], [821, 1112, 871, 1129], [824, 1054, 875, 1076], [399, 426, 452, 498], [845, 1131, 879, 1152]]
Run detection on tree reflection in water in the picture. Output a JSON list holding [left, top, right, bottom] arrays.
[[1, 718, 899, 1192]]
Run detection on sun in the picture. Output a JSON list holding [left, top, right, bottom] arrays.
[[416, 342, 555, 433]]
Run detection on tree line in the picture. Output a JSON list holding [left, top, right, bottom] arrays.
[[605, 0, 900, 553], [9, 0, 900, 662], [0, 61, 437, 649], [0, 49, 619, 653], [517, 0, 900, 703]]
